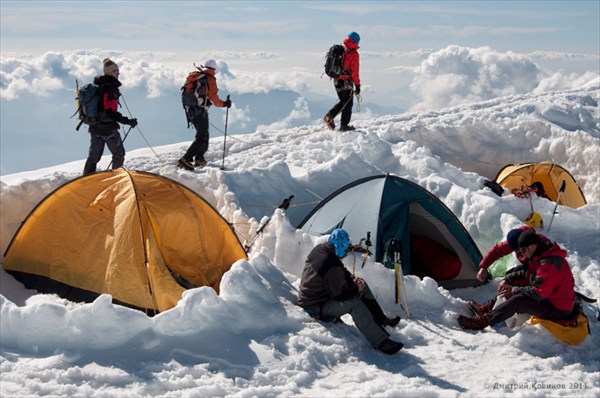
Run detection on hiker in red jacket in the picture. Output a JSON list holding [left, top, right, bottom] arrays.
[[459, 229, 576, 330], [323, 32, 361, 132], [476, 225, 552, 282]]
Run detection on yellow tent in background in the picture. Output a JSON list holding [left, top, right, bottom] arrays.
[[494, 162, 587, 209], [3, 168, 246, 314]]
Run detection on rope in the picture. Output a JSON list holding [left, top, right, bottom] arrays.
[[120, 94, 164, 164]]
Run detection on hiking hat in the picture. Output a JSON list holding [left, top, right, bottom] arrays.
[[204, 59, 218, 70], [506, 228, 523, 251], [328, 229, 350, 258], [517, 229, 541, 249], [348, 32, 361, 44], [103, 58, 119, 75]]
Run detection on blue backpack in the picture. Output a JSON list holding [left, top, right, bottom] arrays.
[[74, 80, 104, 130]]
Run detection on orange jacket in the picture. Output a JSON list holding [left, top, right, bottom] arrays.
[[202, 68, 227, 108], [338, 36, 360, 86]]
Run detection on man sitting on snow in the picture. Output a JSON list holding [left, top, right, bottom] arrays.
[[458, 229, 576, 330], [297, 229, 404, 355]]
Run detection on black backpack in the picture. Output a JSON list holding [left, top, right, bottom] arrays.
[[324, 44, 346, 79]]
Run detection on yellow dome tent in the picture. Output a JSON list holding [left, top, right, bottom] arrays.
[[3, 168, 246, 314], [494, 162, 587, 209]]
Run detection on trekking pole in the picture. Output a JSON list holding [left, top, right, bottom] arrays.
[[122, 125, 133, 144], [221, 95, 230, 170], [106, 126, 133, 170], [547, 180, 566, 232]]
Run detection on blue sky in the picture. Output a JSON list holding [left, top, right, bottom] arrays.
[[1, 1, 599, 54]]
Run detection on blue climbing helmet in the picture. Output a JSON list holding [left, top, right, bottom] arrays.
[[328, 229, 350, 258]]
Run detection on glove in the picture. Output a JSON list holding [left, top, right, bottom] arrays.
[[223, 99, 232, 108], [354, 85, 361, 95], [126, 118, 138, 128]]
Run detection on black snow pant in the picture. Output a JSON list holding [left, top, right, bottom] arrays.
[[83, 128, 125, 175], [183, 108, 210, 163], [486, 293, 572, 326], [326, 79, 354, 127], [319, 284, 390, 348]]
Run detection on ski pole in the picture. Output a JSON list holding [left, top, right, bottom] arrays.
[[122, 125, 133, 145], [221, 95, 230, 170], [547, 180, 566, 232], [106, 126, 132, 170]]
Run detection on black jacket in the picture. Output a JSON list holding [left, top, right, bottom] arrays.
[[297, 242, 358, 308], [90, 75, 128, 135]]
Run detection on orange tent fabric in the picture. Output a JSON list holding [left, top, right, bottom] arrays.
[[494, 162, 587, 209], [3, 169, 246, 313]]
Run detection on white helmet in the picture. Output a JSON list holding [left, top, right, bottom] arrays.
[[204, 59, 217, 70]]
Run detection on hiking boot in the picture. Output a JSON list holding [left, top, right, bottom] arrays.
[[457, 315, 490, 331], [467, 299, 495, 318], [381, 316, 401, 328], [323, 115, 335, 130], [339, 125, 356, 131], [177, 158, 194, 171], [194, 159, 208, 167], [377, 338, 404, 355]]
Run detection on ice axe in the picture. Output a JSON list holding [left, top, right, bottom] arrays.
[[547, 180, 566, 232]]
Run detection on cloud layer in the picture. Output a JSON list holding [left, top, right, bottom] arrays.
[[1, 46, 597, 174]]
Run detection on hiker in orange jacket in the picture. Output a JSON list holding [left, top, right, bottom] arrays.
[[323, 32, 361, 132], [178, 59, 231, 171], [459, 229, 576, 330]]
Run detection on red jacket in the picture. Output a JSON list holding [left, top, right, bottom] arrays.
[[514, 242, 575, 312], [338, 37, 360, 86], [479, 226, 551, 272]]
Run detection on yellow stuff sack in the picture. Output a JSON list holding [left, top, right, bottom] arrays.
[[530, 313, 590, 345]]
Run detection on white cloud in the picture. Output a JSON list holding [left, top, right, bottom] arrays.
[[257, 97, 310, 131], [535, 71, 600, 93], [409, 46, 543, 110]]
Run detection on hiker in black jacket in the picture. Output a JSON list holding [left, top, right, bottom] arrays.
[[83, 58, 137, 175], [297, 229, 404, 355]]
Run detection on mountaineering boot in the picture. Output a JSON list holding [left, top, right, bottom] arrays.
[[458, 315, 490, 331], [339, 124, 356, 131], [467, 299, 495, 318], [323, 114, 335, 130], [377, 338, 404, 355], [194, 159, 208, 167], [381, 316, 401, 328], [177, 158, 194, 171]]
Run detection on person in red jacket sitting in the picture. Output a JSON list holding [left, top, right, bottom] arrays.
[[459, 229, 575, 330], [323, 32, 361, 132]]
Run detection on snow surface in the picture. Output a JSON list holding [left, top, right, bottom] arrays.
[[1, 83, 599, 397]]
